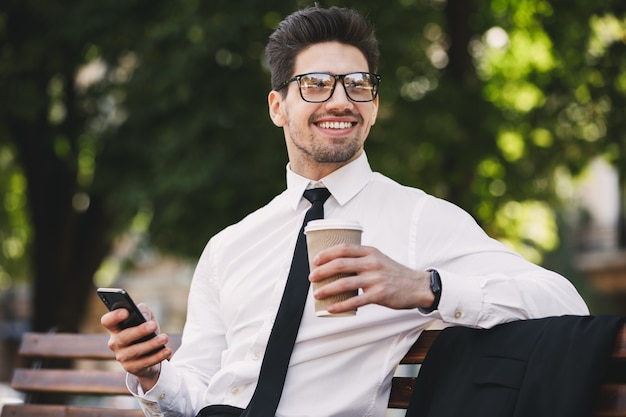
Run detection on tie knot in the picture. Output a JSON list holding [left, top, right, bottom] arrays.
[[303, 188, 331, 205]]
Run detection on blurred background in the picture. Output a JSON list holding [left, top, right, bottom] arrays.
[[1, 0, 626, 405]]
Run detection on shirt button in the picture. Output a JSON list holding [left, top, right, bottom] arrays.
[[454, 311, 462, 319], [159, 393, 166, 399], [252, 352, 260, 360], [231, 387, 240, 395]]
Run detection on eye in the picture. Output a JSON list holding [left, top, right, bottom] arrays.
[[301, 74, 333, 89], [345, 74, 372, 89]]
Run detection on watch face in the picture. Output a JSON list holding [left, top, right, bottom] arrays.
[[429, 269, 442, 310], [431, 270, 442, 293], [419, 269, 441, 314]]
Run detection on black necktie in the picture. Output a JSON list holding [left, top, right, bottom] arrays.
[[241, 188, 331, 417]]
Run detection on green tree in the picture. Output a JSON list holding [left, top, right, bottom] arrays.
[[371, 0, 626, 260], [1, 0, 625, 332]]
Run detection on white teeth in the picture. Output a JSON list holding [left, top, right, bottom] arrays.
[[318, 121, 352, 129]]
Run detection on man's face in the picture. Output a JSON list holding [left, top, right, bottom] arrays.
[[268, 42, 379, 180]]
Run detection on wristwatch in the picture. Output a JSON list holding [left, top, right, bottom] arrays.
[[418, 269, 442, 314]]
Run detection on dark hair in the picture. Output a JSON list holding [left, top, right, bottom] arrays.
[[265, 6, 379, 91]]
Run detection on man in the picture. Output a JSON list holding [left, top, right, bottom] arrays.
[[101, 6, 589, 417]]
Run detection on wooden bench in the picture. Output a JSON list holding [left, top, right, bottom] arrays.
[[2, 324, 625, 417]]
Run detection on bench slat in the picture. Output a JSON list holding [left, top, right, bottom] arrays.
[[388, 376, 416, 409], [10, 369, 129, 395], [0, 405, 144, 417], [18, 333, 182, 360], [399, 330, 440, 363], [18, 334, 114, 360]]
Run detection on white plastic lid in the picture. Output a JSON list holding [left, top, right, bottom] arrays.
[[304, 219, 363, 233]]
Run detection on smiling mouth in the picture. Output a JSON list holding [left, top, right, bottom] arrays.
[[317, 121, 355, 129]]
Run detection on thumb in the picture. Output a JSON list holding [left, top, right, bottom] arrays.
[[137, 303, 160, 333]]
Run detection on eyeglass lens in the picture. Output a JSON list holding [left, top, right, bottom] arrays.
[[298, 73, 378, 103]]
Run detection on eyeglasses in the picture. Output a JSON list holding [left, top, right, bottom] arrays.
[[276, 72, 381, 103]]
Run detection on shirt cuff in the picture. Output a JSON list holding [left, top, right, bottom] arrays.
[[434, 269, 484, 327], [126, 360, 181, 416]]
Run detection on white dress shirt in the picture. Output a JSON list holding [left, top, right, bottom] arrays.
[[129, 152, 588, 417]]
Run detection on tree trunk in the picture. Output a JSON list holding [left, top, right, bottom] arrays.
[[442, 0, 483, 210], [11, 87, 111, 334]]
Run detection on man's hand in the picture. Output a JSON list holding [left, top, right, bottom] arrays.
[[100, 303, 172, 392], [309, 244, 435, 314]]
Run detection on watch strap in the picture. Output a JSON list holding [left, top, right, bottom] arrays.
[[418, 269, 441, 314]]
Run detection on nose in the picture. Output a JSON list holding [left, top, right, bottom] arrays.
[[324, 82, 354, 110]]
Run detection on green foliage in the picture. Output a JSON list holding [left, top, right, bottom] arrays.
[[92, 0, 297, 256], [0, 144, 31, 288], [1, 0, 626, 290], [363, 0, 626, 260]]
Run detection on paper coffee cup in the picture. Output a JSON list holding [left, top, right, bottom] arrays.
[[304, 219, 363, 317]]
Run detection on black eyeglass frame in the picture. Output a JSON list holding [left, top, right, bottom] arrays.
[[276, 72, 382, 103]]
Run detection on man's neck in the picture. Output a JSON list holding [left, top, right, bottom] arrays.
[[288, 152, 363, 181]]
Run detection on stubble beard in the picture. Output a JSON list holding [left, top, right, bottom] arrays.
[[288, 112, 365, 164], [296, 133, 362, 163]]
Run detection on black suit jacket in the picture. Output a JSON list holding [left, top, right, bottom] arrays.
[[406, 315, 624, 417]]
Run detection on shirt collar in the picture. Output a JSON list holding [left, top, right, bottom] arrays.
[[285, 152, 372, 210]]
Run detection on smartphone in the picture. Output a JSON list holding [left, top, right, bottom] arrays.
[[97, 287, 163, 350]]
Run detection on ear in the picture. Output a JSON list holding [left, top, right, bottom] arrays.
[[268, 90, 287, 127]]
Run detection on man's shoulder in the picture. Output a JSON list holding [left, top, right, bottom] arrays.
[[369, 172, 428, 199], [367, 172, 474, 219]]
